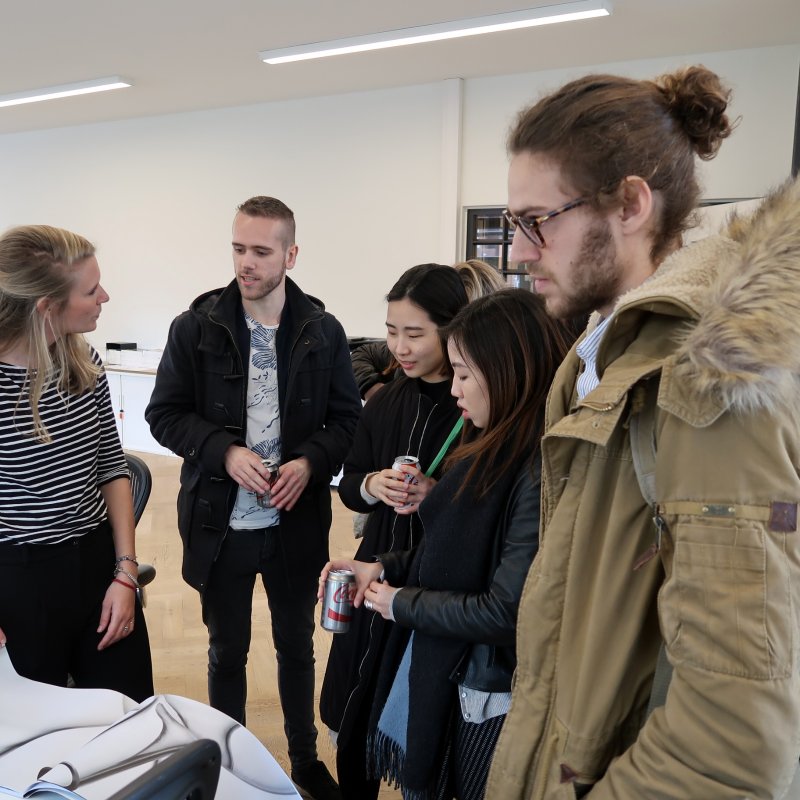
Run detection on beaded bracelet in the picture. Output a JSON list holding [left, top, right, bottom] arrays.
[[116, 554, 139, 566], [114, 566, 140, 588], [112, 577, 137, 592]]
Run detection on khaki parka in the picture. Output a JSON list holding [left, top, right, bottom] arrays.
[[487, 178, 800, 800]]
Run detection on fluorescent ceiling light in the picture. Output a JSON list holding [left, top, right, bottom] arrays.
[[0, 77, 132, 109], [260, 1, 611, 65]]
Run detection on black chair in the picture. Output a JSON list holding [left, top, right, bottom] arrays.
[[125, 452, 152, 525], [124, 453, 156, 602], [107, 739, 222, 800]]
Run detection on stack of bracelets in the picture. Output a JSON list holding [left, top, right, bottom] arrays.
[[112, 554, 141, 602]]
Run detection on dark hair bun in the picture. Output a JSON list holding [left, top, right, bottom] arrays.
[[656, 65, 735, 160]]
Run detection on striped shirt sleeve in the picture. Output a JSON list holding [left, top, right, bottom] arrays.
[[0, 347, 127, 544]]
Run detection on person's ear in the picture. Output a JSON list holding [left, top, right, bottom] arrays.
[[617, 176, 654, 236], [35, 297, 53, 318], [285, 244, 299, 271]]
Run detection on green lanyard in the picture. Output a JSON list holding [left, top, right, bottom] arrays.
[[424, 416, 464, 477]]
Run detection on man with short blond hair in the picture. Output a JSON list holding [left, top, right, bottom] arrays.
[[147, 196, 360, 800]]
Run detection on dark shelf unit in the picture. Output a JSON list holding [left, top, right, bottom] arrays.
[[465, 207, 531, 291]]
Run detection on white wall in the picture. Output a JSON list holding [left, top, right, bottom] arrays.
[[0, 44, 797, 348], [462, 44, 800, 210], [0, 83, 447, 346]]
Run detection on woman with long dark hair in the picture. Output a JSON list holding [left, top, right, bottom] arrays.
[[321, 289, 571, 799], [320, 263, 471, 799]]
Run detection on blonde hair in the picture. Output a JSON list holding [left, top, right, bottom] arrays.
[[453, 259, 505, 301], [0, 224, 100, 442]]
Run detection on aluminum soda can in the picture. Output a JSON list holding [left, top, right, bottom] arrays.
[[256, 458, 280, 509], [393, 455, 420, 508], [321, 569, 356, 633], [392, 455, 420, 484]]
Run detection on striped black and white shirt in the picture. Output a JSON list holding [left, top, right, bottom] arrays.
[[0, 348, 128, 545]]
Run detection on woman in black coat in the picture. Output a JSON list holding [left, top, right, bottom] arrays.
[[320, 264, 471, 800], [322, 291, 573, 800]]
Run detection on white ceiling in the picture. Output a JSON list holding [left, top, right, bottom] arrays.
[[1, 0, 798, 136]]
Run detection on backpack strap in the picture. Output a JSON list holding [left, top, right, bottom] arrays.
[[628, 376, 674, 717], [629, 378, 658, 509]]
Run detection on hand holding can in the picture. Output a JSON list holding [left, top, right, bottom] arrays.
[[393, 455, 419, 509], [321, 569, 356, 633], [256, 458, 280, 508]]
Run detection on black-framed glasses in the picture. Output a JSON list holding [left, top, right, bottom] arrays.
[[503, 197, 587, 248]]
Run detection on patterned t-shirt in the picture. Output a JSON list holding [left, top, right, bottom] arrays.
[[229, 314, 281, 530]]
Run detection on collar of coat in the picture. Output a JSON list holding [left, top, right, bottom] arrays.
[[589, 177, 800, 423], [192, 275, 325, 327]]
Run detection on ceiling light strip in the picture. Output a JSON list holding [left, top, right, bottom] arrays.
[[0, 77, 132, 109], [260, 1, 611, 65]]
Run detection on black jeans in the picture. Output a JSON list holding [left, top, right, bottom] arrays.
[[201, 525, 318, 768], [0, 521, 153, 702]]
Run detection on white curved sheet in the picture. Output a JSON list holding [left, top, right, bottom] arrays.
[[0, 648, 299, 799]]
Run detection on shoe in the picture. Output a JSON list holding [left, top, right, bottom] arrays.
[[291, 759, 342, 800]]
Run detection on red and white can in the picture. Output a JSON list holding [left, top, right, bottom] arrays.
[[256, 458, 280, 509], [392, 455, 420, 482], [321, 569, 356, 633], [393, 455, 419, 509]]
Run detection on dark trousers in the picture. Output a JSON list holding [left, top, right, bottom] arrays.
[[336, 664, 381, 800], [0, 521, 154, 702], [201, 526, 318, 768]]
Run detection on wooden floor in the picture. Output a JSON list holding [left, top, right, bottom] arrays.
[[133, 451, 400, 798]]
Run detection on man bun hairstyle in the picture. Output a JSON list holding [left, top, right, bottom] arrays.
[[656, 66, 734, 160], [508, 65, 735, 263]]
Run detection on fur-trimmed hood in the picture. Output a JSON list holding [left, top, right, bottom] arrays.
[[616, 177, 800, 415]]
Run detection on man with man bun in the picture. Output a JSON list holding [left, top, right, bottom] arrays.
[[488, 67, 800, 798]]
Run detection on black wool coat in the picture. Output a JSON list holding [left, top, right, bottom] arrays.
[[145, 277, 361, 592]]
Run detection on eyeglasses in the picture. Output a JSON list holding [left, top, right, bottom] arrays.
[[503, 197, 587, 248]]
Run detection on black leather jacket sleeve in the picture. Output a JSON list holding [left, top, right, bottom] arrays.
[[351, 340, 392, 398], [390, 464, 540, 647]]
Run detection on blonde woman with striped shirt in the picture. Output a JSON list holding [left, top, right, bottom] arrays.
[[0, 225, 152, 701]]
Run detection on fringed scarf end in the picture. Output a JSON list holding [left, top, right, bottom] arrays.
[[367, 730, 436, 800], [367, 729, 405, 788]]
